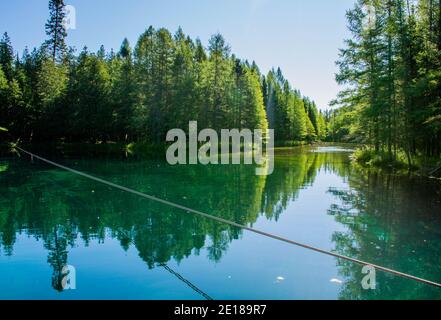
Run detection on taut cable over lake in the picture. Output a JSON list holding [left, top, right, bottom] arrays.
[[13, 145, 441, 289]]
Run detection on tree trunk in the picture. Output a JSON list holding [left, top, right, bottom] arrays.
[[439, 0, 441, 49]]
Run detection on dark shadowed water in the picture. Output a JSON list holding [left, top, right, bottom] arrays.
[[0, 146, 440, 299]]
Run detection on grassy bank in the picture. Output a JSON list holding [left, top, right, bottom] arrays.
[[352, 147, 441, 177], [352, 148, 412, 170]]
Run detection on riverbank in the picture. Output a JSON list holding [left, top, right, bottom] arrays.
[[1, 140, 335, 158], [2, 140, 440, 299], [10, 140, 438, 178], [0, 142, 167, 158], [352, 147, 441, 179]]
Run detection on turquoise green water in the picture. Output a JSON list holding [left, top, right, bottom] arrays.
[[0, 146, 441, 299]]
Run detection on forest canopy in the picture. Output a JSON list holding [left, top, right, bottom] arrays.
[[331, 0, 441, 164], [0, 0, 326, 146]]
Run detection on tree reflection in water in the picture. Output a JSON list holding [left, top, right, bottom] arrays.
[[0, 148, 440, 297]]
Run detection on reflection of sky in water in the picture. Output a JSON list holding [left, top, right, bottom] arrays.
[[0, 168, 349, 300], [310, 147, 355, 153], [0, 148, 440, 299]]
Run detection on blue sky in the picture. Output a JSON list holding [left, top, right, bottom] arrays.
[[0, 0, 355, 110]]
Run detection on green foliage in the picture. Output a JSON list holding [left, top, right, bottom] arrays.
[[0, 33, 13, 81], [352, 147, 412, 170], [68, 48, 112, 142], [264, 68, 314, 143], [44, 0, 67, 60], [2, 22, 324, 145], [0, 162, 7, 172], [0, 66, 6, 89], [327, 104, 365, 143], [34, 57, 68, 139], [333, 0, 441, 165], [0, 66, 8, 123]]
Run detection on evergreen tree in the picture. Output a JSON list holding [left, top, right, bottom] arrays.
[[111, 38, 136, 140], [151, 28, 174, 142], [45, 0, 67, 61], [207, 33, 231, 130], [0, 66, 9, 129], [265, 68, 310, 142], [133, 26, 156, 140], [1, 24, 320, 146], [0, 33, 14, 81], [34, 56, 68, 140], [170, 28, 198, 130], [334, 0, 441, 161], [69, 48, 111, 141]]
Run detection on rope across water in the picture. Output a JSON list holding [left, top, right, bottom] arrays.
[[14, 146, 441, 289]]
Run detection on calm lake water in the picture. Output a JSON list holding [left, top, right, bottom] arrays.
[[0, 146, 440, 300]]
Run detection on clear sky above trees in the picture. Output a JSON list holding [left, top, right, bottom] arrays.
[[0, 0, 355, 110]]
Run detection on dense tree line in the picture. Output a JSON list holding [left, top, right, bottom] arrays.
[[333, 0, 441, 164], [0, 0, 326, 145], [266, 68, 327, 143], [0, 150, 344, 289]]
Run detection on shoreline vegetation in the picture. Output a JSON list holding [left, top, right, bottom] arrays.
[[0, 0, 328, 157], [1, 137, 440, 179], [330, 0, 441, 173], [352, 147, 441, 179], [0, 140, 313, 157], [1, 0, 440, 176]]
